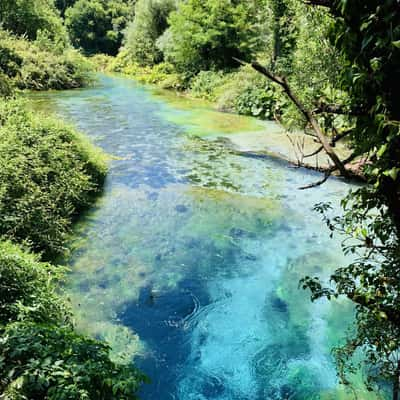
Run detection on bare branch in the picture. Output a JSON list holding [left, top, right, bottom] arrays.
[[330, 129, 352, 145], [342, 152, 358, 165], [248, 60, 350, 178], [299, 170, 332, 190], [303, 145, 324, 158]]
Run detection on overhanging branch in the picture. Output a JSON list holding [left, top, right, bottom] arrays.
[[246, 59, 350, 178]]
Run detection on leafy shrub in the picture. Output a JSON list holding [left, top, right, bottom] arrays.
[[158, 72, 184, 90], [0, 322, 145, 400], [0, 72, 13, 97], [108, 54, 184, 89], [0, 0, 68, 44], [189, 71, 228, 101], [108, 49, 132, 72], [0, 43, 22, 78], [0, 30, 93, 90], [89, 53, 114, 71], [0, 99, 107, 257], [133, 62, 175, 84], [0, 241, 68, 325], [163, 0, 262, 74], [215, 66, 284, 119], [65, 0, 134, 56]]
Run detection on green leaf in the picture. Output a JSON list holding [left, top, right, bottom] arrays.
[[383, 168, 399, 181], [392, 40, 400, 48]]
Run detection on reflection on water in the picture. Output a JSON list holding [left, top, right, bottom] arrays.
[[33, 75, 385, 399]]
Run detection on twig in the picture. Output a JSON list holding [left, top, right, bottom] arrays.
[[299, 169, 333, 190], [303, 145, 324, 158]]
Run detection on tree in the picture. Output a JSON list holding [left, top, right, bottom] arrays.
[[244, 0, 399, 397], [123, 0, 176, 66], [301, 0, 400, 396], [253, 0, 400, 397], [0, 0, 68, 44], [161, 0, 262, 74], [65, 0, 135, 55]]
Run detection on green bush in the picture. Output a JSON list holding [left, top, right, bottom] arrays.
[[0, 72, 13, 97], [189, 71, 228, 101], [0, 241, 68, 325], [215, 66, 284, 119], [89, 53, 115, 71], [0, 99, 107, 257], [0, 0, 68, 44], [163, 0, 262, 74], [133, 62, 176, 84], [0, 322, 145, 400], [108, 49, 131, 72], [107, 53, 184, 89], [65, 0, 134, 56], [0, 30, 93, 90], [187, 66, 284, 120]]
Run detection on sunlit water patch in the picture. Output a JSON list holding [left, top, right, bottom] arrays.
[[31, 75, 386, 400]]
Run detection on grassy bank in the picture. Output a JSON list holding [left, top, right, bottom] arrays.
[[0, 99, 107, 258]]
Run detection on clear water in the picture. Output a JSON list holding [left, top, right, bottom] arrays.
[[33, 75, 383, 399]]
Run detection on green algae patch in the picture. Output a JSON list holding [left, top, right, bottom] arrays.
[[185, 186, 282, 235], [151, 87, 266, 137], [181, 135, 282, 196]]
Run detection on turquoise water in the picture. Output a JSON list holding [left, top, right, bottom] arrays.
[[34, 75, 378, 399]]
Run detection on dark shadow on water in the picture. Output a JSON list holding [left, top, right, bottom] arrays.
[[119, 278, 211, 400]]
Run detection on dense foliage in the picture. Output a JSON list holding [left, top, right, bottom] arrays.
[[0, 30, 92, 90], [123, 0, 175, 66], [65, 0, 135, 55], [0, 241, 67, 325], [0, 0, 68, 44], [0, 99, 107, 258], [0, 2, 147, 399], [161, 0, 261, 74], [2, 0, 400, 398], [0, 241, 146, 399], [300, 0, 400, 397]]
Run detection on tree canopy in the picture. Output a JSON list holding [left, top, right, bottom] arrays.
[[161, 0, 262, 74], [123, 0, 175, 66], [65, 0, 135, 55], [0, 0, 68, 44]]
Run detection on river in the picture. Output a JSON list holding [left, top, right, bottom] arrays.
[[32, 75, 379, 399]]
